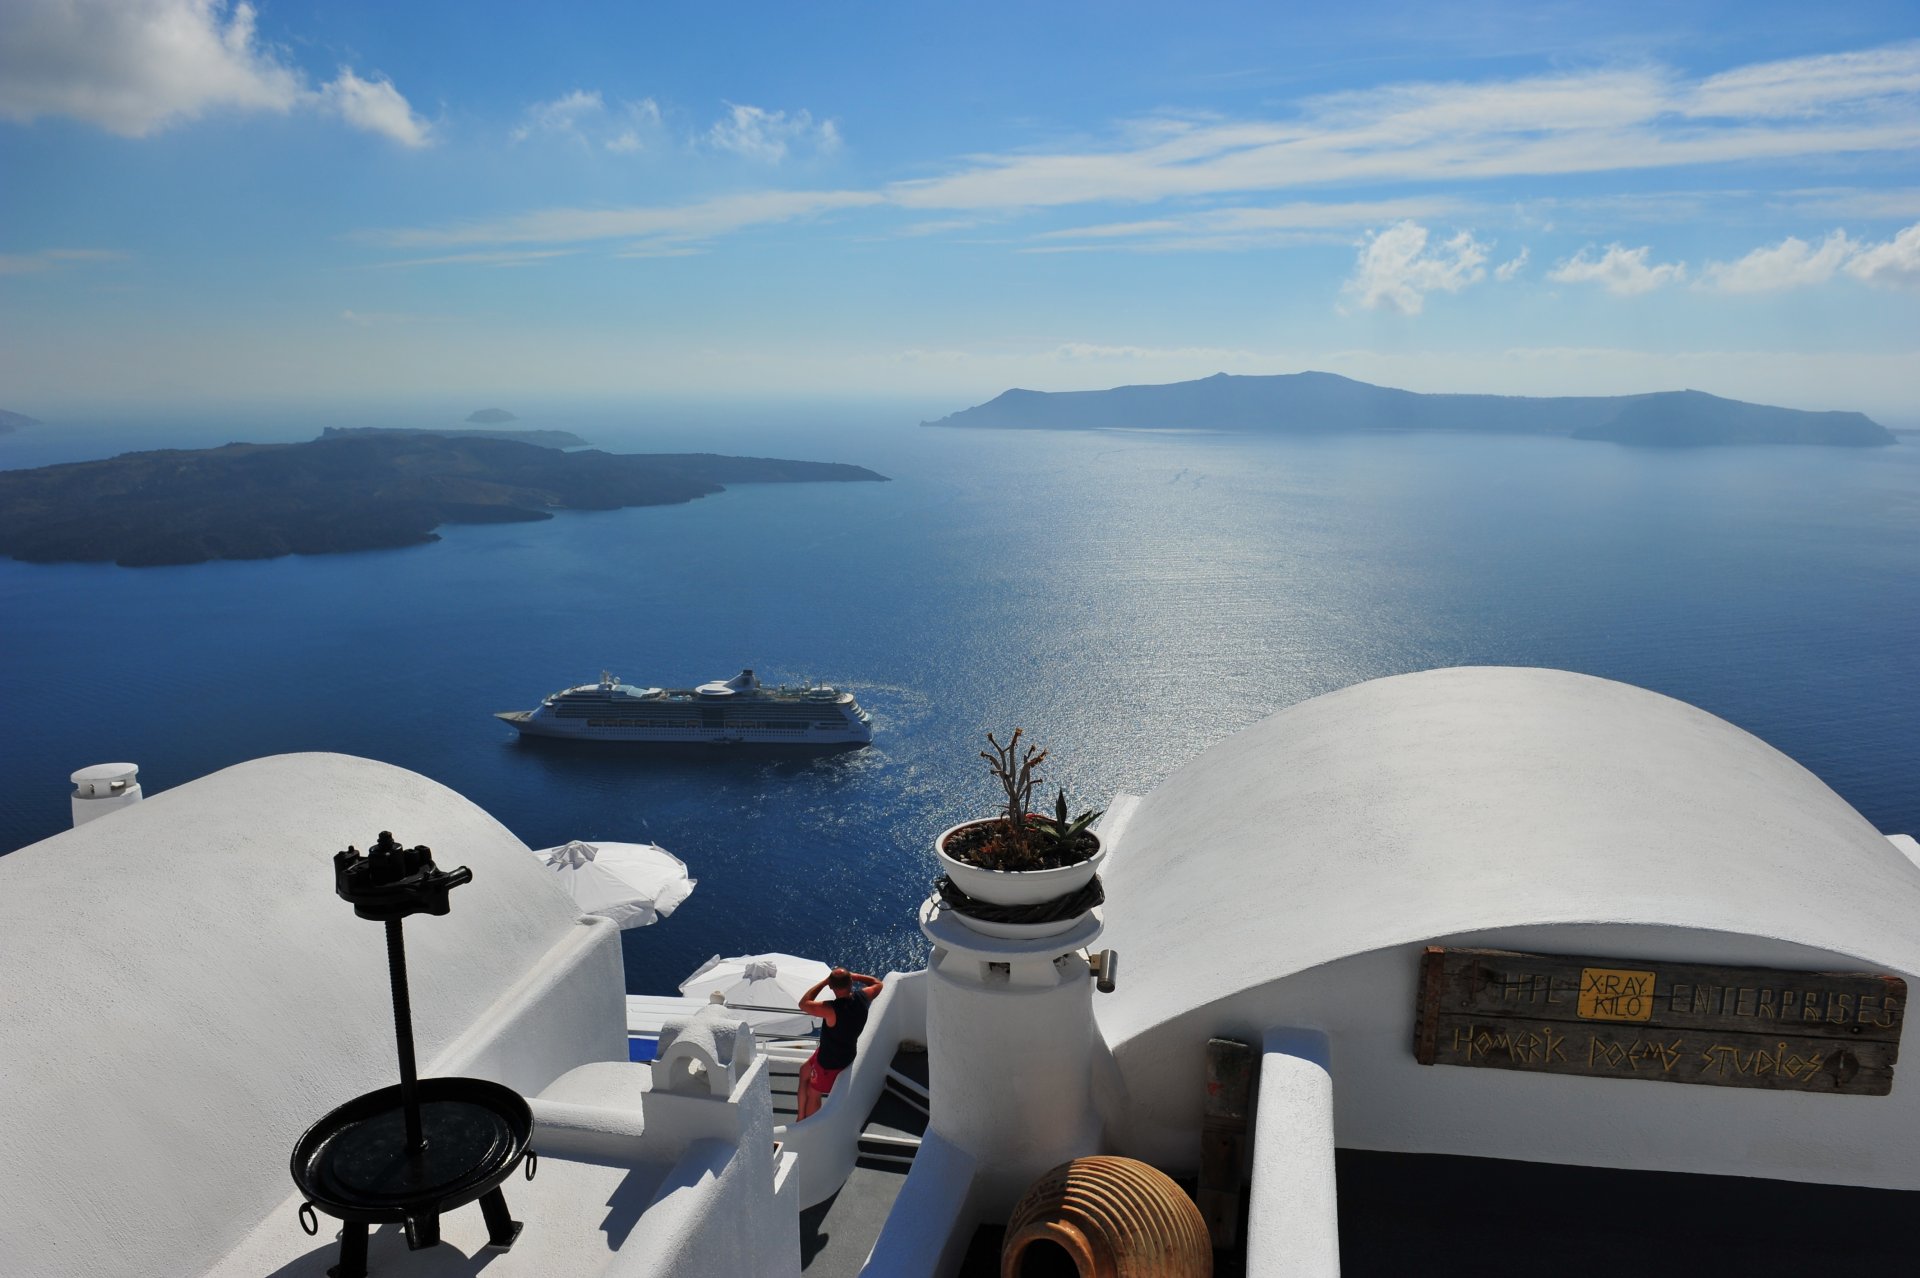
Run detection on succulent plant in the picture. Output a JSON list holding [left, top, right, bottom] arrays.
[[950, 731, 1103, 871]]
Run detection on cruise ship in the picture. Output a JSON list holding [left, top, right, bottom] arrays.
[[495, 669, 873, 745]]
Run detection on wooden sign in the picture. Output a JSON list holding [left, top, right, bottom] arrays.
[[1414, 948, 1905, 1095]]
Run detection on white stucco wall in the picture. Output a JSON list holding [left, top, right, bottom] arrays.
[[0, 752, 626, 1278], [1093, 668, 1920, 1186], [1115, 924, 1920, 1189]]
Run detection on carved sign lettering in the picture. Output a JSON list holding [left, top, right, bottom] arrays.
[[1414, 948, 1904, 1095]]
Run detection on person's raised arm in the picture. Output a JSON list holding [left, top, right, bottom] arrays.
[[797, 968, 842, 1024], [850, 971, 885, 997]]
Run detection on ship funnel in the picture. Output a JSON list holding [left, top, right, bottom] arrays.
[[71, 762, 142, 828]]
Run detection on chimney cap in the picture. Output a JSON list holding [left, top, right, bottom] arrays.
[[72, 763, 139, 787]]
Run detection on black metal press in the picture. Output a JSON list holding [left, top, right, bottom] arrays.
[[290, 832, 535, 1278]]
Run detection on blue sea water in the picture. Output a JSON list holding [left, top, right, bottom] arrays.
[[3, 407, 1917, 994]]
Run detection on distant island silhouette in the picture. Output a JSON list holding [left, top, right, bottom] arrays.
[[925, 372, 1893, 447], [320, 425, 588, 448], [0, 409, 44, 434], [0, 433, 888, 567], [467, 407, 519, 423]]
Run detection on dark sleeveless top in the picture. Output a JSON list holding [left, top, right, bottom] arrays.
[[816, 987, 870, 1071]]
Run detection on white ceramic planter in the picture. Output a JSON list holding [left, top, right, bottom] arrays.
[[935, 819, 1106, 909]]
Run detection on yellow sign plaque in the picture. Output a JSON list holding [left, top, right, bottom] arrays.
[[1577, 966, 1658, 1022]]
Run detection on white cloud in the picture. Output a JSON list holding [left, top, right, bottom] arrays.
[[0, 0, 428, 143], [1342, 221, 1489, 314], [319, 68, 430, 148], [1494, 247, 1529, 281], [1844, 222, 1920, 290], [1548, 244, 1686, 295], [1687, 221, 1920, 293], [706, 102, 840, 162], [1701, 231, 1856, 292]]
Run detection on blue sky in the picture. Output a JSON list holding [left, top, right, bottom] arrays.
[[2, 0, 1917, 418]]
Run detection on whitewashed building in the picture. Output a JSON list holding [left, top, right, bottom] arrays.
[[2, 667, 1914, 1275]]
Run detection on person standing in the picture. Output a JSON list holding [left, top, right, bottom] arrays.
[[795, 966, 883, 1119]]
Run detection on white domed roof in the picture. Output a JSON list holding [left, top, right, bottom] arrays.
[[0, 752, 604, 1277], [1096, 667, 1920, 1049]]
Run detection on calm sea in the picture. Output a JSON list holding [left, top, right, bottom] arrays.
[[4, 405, 1917, 992]]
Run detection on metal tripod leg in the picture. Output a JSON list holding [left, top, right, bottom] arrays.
[[478, 1187, 523, 1251], [327, 1221, 369, 1278]]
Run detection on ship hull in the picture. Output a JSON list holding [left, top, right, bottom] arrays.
[[494, 709, 871, 746]]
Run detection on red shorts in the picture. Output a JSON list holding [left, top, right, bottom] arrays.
[[800, 1053, 843, 1096]]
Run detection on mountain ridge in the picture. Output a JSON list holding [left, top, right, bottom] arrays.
[[923, 371, 1892, 446]]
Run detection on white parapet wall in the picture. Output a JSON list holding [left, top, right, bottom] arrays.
[[776, 968, 928, 1209], [536, 1034, 800, 1278], [1248, 1029, 1340, 1277], [861, 1131, 980, 1278]]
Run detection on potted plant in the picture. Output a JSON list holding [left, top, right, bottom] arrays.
[[935, 729, 1105, 910]]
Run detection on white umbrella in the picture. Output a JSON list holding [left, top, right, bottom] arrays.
[[679, 952, 831, 1037], [532, 840, 696, 930]]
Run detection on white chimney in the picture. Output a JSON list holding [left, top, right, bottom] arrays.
[[71, 763, 142, 828], [920, 899, 1108, 1215]]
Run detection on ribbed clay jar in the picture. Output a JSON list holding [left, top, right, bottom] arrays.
[[1001, 1155, 1212, 1278]]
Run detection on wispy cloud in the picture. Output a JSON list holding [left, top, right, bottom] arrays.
[[1777, 187, 1920, 221], [0, 247, 127, 275], [511, 89, 603, 142], [0, 0, 431, 144], [1033, 198, 1467, 252], [1342, 221, 1490, 314], [1549, 244, 1687, 294], [366, 190, 883, 257], [884, 50, 1920, 212], [368, 248, 582, 269], [1494, 247, 1529, 281], [511, 90, 660, 153], [705, 102, 840, 163], [357, 40, 1920, 265], [1684, 43, 1920, 119]]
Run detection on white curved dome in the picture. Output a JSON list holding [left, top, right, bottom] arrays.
[[1097, 667, 1920, 1050]]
